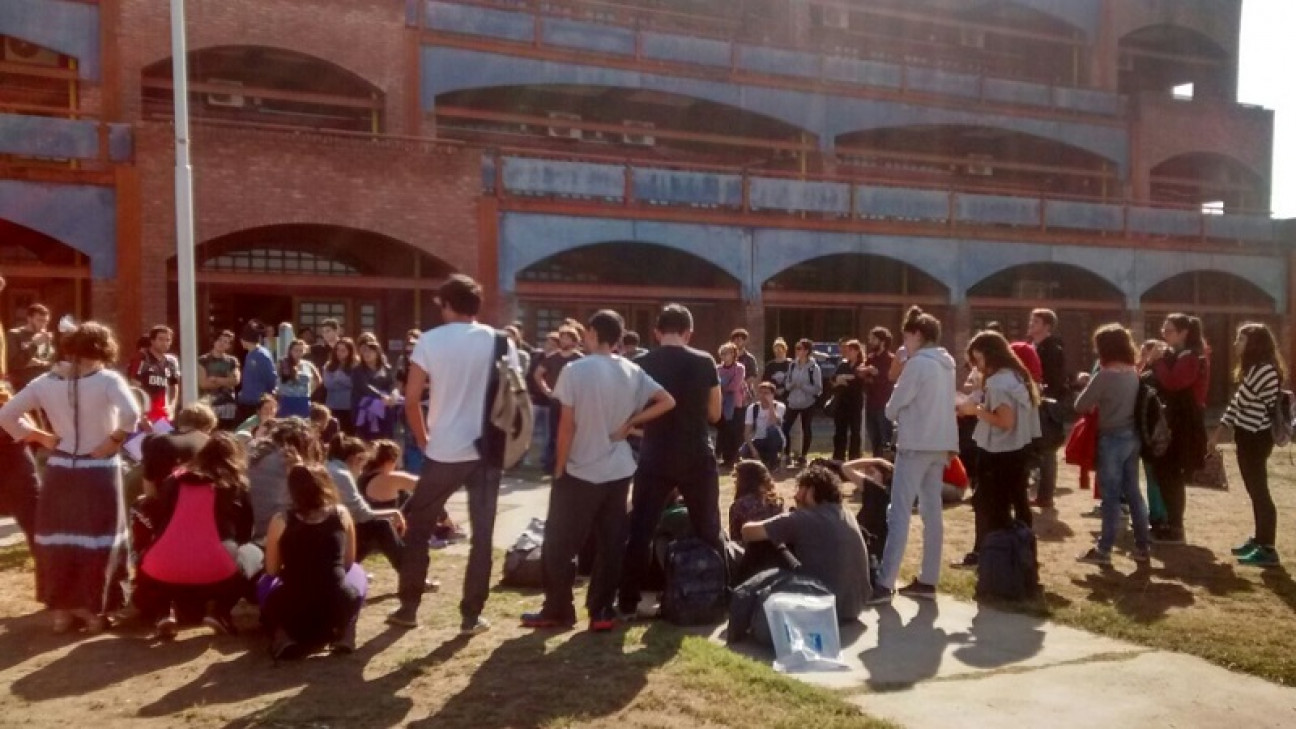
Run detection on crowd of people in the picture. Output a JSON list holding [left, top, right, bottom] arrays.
[[0, 265, 1287, 656]]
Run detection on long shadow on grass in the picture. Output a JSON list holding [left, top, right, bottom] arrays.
[[1071, 562, 1195, 623], [10, 633, 216, 701], [135, 629, 409, 726], [0, 611, 77, 675], [1260, 567, 1296, 614], [412, 622, 684, 728], [1153, 545, 1254, 597]]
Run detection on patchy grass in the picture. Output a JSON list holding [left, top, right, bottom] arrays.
[[0, 548, 886, 728]]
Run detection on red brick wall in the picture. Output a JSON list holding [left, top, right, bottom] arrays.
[[133, 121, 482, 330], [113, 0, 414, 134]]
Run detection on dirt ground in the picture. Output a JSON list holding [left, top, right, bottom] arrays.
[[0, 445, 1293, 727]]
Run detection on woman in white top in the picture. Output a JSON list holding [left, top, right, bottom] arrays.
[[0, 321, 141, 633], [954, 331, 1042, 569]]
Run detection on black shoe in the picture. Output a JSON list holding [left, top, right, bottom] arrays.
[[1150, 527, 1186, 546], [460, 617, 491, 636], [950, 553, 978, 570], [271, 629, 305, 661], [897, 580, 937, 601], [330, 623, 357, 654]]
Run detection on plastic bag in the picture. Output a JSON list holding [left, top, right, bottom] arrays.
[[761, 592, 848, 673]]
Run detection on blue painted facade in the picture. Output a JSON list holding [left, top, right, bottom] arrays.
[[0, 0, 100, 80], [0, 114, 132, 163], [500, 212, 1285, 313], [0, 181, 117, 279]]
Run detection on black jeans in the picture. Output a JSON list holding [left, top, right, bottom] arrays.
[[397, 458, 500, 622], [1153, 461, 1188, 532], [0, 439, 38, 549], [782, 407, 814, 458], [356, 518, 404, 571], [717, 411, 744, 465], [971, 448, 1032, 553], [541, 475, 631, 620], [619, 458, 722, 613], [865, 407, 894, 458], [1235, 428, 1276, 546], [833, 400, 863, 460], [134, 571, 247, 622]]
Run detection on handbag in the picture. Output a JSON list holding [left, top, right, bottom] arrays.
[[1190, 447, 1229, 490], [1064, 412, 1099, 471]]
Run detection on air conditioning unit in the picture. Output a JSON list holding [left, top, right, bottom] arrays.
[[622, 120, 656, 147], [1013, 280, 1052, 300], [821, 6, 849, 30], [3, 37, 60, 67], [960, 27, 987, 49], [546, 111, 583, 140], [205, 79, 246, 108], [965, 154, 995, 176]]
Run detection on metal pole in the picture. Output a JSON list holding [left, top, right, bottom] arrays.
[[171, 0, 199, 405]]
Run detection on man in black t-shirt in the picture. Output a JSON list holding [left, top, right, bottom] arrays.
[[619, 304, 723, 618], [131, 325, 181, 423], [308, 318, 341, 371]]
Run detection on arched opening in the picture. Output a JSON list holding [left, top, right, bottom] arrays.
[[0, 219, 90, 323], [168, 225, 452, 352], [0, 35, 75, 116], [515, 241, 743, 351], [763, 253, 949, 346], [436, 85, 814, 169], [1151, 153, 1266, 213], [1142, 270, 1277, 407], [805, 0, 1087, 86], [835, 125, 1118, 199], [967, 262, 1126, 364], [1118, 25, 1231, 100], [141, 46, 385, 133]]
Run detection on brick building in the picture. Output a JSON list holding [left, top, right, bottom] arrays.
[[1, 0, 1287, 404]]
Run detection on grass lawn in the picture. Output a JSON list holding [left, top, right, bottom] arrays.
[[754, 443, 1296, 686], [0, 546, 888, 728]]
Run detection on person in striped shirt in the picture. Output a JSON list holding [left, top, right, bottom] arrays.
[[1211, 323, 1284, 567]]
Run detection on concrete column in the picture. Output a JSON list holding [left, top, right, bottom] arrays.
[[743, 300, 766, 359], [1128, 309, 1145, 343], [950, 301, 973, 381]]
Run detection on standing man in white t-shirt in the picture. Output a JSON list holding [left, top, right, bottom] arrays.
[[521, 310, 675, 632], [387, 275, 519, 636]]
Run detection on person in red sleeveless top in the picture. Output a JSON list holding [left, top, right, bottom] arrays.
[[133, 432, 253, 638]]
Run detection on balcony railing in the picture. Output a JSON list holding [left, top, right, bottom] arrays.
[[485, 152, 1277, 244], [0, 110, 131, 164], [421, 0, 1126, 118]]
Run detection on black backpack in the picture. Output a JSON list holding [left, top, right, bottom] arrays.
[[661, 537, 729, 626], [976, 522, 1040, 602], [1135, 381, 1172, 460], [728, 565, 835, 647]]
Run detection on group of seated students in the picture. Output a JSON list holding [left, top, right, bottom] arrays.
[[128, 402, 436, 659], [728, 458, 886, 624]]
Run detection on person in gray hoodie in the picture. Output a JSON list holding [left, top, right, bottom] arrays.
[[953, 331, 1042, 569], [781, 339, 823, 466], [870, 307, 959, 604]]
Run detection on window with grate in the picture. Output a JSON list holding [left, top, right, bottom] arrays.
[[299, 301, 348, 333], [203, 248, 361, 276]]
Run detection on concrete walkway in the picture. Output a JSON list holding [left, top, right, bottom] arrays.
[[460, 478, 1296, 729]]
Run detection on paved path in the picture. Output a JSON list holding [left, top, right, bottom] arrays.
[[464, 479, 1296, 729]]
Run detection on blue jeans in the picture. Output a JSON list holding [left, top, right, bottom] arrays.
[[1097, 429, 1150, 554], [530, 403, 550, 467], [740, 425, 786, 469]]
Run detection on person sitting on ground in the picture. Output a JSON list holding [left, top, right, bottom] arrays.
[[729, 460, 784, 543], [134, 432, 254, 639], [236, 393, 278, 440], [132, 401, 218, 505], [261, 463, 365, 659], [361, 439, 465, 544], [309, 402, 340, 445], [326, 436, 406, 563], [739, 381, 787, 471], [248, 418, 322, 544], [741, 465, 872, 624]]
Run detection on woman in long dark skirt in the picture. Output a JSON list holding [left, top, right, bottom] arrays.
[[0, 322, 142, 633]]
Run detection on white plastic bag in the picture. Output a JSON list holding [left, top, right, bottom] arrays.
[[761, 592, 848, 673]]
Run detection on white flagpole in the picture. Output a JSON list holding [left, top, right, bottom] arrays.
[[170, 0, 199, 405]]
